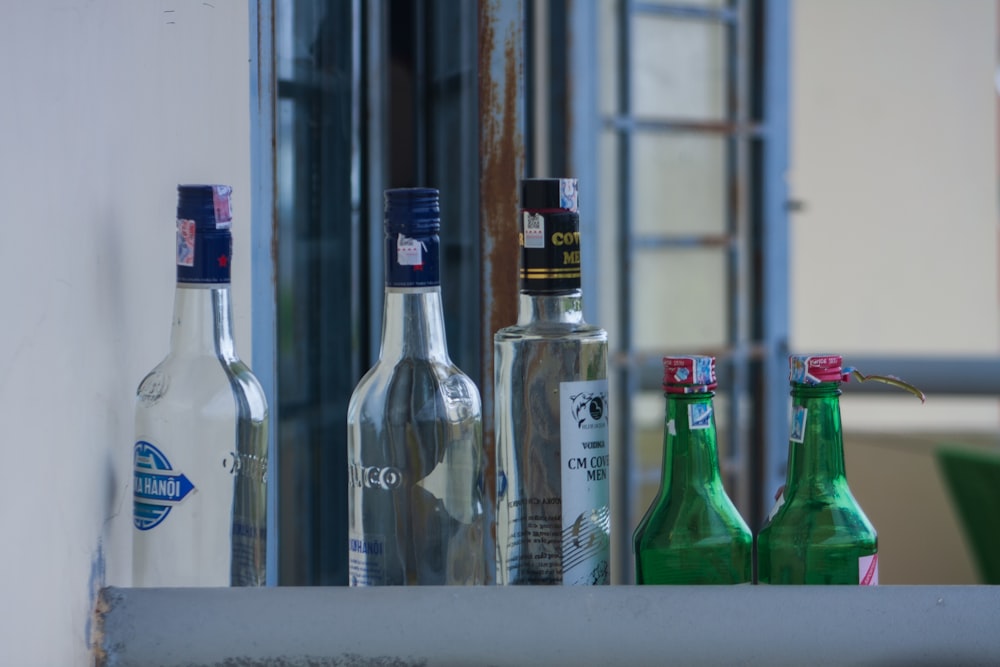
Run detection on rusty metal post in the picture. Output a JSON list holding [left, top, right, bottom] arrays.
[[479, 0, 525, 583]]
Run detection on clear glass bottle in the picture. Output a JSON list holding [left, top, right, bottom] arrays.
[[756, 354, 878, 585], [133, 184, 268, 587], [495, 178, 610, 586], [633, 356, 752, 584], [347, 188, 485, 586]]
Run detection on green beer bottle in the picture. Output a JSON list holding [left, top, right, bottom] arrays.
[[633, 356, 752, 584], [757, 354, 879, 585]]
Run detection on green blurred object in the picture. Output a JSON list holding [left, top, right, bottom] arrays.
[[936, 445, 1000, 585]]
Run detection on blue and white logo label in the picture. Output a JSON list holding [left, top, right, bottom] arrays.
[[133, 440, 195, 531]]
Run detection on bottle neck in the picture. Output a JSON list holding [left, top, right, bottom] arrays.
[[784, 382, 846, 494], [659, 392, 723, 497], [516, 290, 586, 326], [169, 283, 236, 359], [378, 286, 450, 362]]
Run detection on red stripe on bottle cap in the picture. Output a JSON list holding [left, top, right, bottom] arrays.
[[663, 356, 717, 393]]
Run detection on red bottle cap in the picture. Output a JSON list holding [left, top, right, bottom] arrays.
[[789, 354, 845, 384], [663, 356, 717, 393]]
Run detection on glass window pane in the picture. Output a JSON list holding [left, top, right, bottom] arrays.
[[633, 133, 727, 236], [633, 247, 728, 351], [632, 16, 726, 119]]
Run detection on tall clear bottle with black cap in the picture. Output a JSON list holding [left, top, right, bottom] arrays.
[[347, 188, 485, 586], [495, 178, 611, 585], [133, 184, 268, 587]]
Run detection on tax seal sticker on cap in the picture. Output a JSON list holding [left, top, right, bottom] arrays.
[[663, 356, 717, 393], [790, 354, 844, 385]]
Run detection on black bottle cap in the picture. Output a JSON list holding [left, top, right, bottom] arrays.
[[520, 178, 578, 212]]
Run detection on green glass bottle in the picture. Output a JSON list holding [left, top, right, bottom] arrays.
[[756, 354, 879, 585], [633, 356, 752, 584]]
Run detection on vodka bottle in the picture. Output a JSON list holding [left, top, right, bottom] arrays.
[[347, 188, 486, 586], [632, 356, 752, 584], [133, 184, 268, 587], [495, 178, 611, 585], [757, 354, 878, 585]]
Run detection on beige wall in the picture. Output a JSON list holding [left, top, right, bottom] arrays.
[[791, 0, 1000, 430], [0, 3, 252, 664], [792, 0, 999, 582]]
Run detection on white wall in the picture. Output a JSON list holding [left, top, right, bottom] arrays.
[[790, 0, 1000, 430], [0, 2, 252, 665]]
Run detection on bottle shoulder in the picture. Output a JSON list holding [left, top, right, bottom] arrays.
[[136, 353, 267, 422], [759, 486, 876, 541], [495, 320, 607, 342], [637, 489, 752, 544], [348, 356, 482, 422]]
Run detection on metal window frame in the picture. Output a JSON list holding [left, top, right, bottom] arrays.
[[603, 0, 787, 581]]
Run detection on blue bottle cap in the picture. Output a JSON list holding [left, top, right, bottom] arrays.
[[383, 188, 440, 288], [177, 184, 233, 231], [175, 184, 232, 284], [384, 188, 440, 235]]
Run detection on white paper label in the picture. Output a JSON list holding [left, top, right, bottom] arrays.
[[524, 212, 546, 249], [397, 234, 424, 266], [559, 378, 611, 585], [348, 533, 386, 586]]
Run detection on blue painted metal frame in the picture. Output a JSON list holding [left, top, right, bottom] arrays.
[[248, 0, 278, 586], [761, 0, 791, 518], [598, 0, 792, 577]]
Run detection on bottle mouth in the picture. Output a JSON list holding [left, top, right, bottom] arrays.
[[384, 187, 440, 235]]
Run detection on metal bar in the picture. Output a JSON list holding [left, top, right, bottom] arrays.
[[615, 0, 637, 586], [606, 115, 764, 137], [524, 0, 537, 175], [633, 232, 734, 248], [94, 585, 1000, 666], [567, 0, 601, 324], [479, 0, 525, 585], [759, 0, 792, 527], [249, 0, 278, 587], [625, 343, 770, 390], [634, 1, 738, 23], [726, 0, 753, 516], [546, 0, 568, 177], [366, 0, 388, 363], [837, 355, 1000, 396], [414, 0, 427, 185]]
